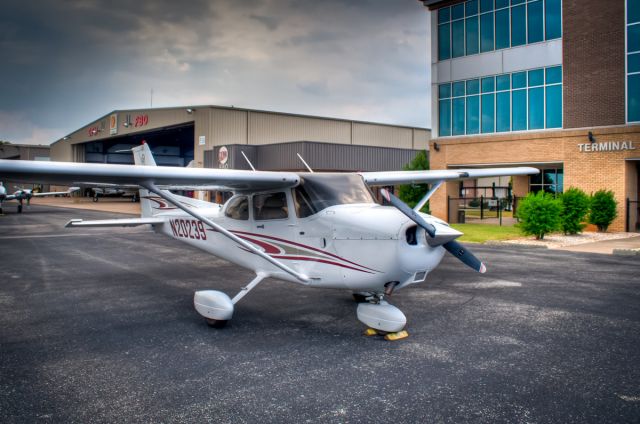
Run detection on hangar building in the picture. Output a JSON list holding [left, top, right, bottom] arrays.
[[51, 105, 430, 200], [419, 0, 639, 232]]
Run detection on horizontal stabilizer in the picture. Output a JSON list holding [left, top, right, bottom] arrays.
[[65, 217, 165, 228]]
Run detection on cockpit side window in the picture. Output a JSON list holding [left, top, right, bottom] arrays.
[[224, 196, 249, 220], [253, 192, 288, 220]]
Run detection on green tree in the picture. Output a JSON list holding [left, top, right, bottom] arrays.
[[560, 187, 590, 235], [398, 150, 430, 212], [516, 191, 562, 240], [589, 190, 617, 232]]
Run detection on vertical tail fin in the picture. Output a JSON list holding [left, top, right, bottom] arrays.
[[132, 143, 156, 217]]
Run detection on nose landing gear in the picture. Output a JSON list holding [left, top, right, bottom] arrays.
[[356, 287, 408, 341]]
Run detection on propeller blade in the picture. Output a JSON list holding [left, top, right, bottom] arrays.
[[380, 188, 436, 238], [443, 240, 487, 273]]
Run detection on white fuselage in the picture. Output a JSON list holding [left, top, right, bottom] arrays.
[[149, 199, 448, 293]]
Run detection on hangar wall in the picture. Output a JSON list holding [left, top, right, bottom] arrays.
[[52, 106, 430, 170]]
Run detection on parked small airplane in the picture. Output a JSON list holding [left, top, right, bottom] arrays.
[[0, 144, 537, 340], [0, 183, 79, 214]]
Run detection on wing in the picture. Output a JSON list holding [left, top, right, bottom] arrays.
[[0, 160, 300, 191], [361, 167, 539, 186], [33, 187, 80, 197]]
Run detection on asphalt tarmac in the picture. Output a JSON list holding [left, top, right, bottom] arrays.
[[1, 206, 639, 423]]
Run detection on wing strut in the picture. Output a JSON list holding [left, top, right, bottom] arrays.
[[414, 180, 443, 212], [141, 182, 310, 284]]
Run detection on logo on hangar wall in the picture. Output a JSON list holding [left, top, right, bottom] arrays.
[[218, 146, 229, 168]]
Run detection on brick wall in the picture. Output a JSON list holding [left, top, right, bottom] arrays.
[[563, 0, 626, 128], [430, 126, 640, 232]]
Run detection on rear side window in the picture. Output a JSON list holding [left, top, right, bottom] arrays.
[[225, 196, 249, 220], [253, 192, 288, 220]]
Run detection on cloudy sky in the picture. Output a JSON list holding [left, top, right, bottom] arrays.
[[0, 0, 431, 145]]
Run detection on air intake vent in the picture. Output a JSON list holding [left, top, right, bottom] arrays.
[[413, 271, 427, 282], [406, 225, 418, 245]]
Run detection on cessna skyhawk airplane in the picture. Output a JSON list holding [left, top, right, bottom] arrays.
[[0, 183, 79, 214], [0, 144, 537, 340]]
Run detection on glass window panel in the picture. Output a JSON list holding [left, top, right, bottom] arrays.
[[481, 94, 495, 133], [630, 0, 640, 23], [482, 76, 495, 93], [546, 66, 562, 84], [496, 74, 510, 91], [511, 0, 525, 4], [629, 74, 640, 122], [546, 85, 562, 128], [453, 81, 466, 97], [452, 3, 465, 20], [629, 24, 640, 53], [480, 12, 495, 52], [438, 23, 451, 61], [496, 91, 511, 132], [495, 0, 510, 8], [453, 98, 466, 135], [439, 83, 452, 99], [467, 79, 480, 95], [466, 95, 480, 134], [527, 0, 544, 43], [512, 72, 527, 88], [466, 16, 479, 55], [480, 0, 494, 13], [466, 0, 479, 16], [512, 89, 527, 130], [528, 87, 544, 129], [452, 20, 465, 58], [545, 0, 562, 40], [438, 7, 451, 24], [530, 172, 542, 185], [629, 53, 640, 73], [511, 5, 526, 47], [528, 69, 544, 86], [556, 168, 564, 193], [543, 169, 557, 186], [439, 99, 452, 136], [495, 9, 510, 49]]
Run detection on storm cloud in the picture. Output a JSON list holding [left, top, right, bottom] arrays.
[[0, 0, 430, 144]]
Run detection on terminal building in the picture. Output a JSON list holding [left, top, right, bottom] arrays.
[[419, 0, 639, 231], [50, 106, 430, 200]]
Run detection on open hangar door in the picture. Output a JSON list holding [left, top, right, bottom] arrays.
[[83, 123, 194, 167]]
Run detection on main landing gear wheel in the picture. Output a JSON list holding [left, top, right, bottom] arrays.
[[93, 196, 99, 202], [205, 319, 228, 328]]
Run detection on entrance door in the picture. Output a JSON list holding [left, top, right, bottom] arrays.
[[250, 191, 298, 268]]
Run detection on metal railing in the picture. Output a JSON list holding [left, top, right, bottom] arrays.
[[448, 196, 523, 226]]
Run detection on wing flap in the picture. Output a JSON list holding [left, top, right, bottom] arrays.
[[65, 217, 165, 228], [361, 167, 539, 185]]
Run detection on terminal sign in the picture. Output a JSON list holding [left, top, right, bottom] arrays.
[[578, 141, 636, 153]]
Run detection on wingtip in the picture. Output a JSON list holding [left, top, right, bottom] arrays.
[[479, 263, 487, 274]]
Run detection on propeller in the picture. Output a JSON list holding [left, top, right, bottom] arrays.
[[380, 188, 486, 274]]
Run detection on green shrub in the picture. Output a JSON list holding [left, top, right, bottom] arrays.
[[468, 198, 480, 208], [516, 191, 562, 240], [589, 190, 617, 232], [560, 187, 590, 234]]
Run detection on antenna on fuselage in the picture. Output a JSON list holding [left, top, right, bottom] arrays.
[[240, 151, 256, 171], [296, 153, 314, 173]]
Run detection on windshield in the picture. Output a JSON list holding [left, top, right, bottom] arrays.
[[293, 173, 375, 218]]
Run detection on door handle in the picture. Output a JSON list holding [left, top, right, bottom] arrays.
[[257, 224, 264, 229]]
